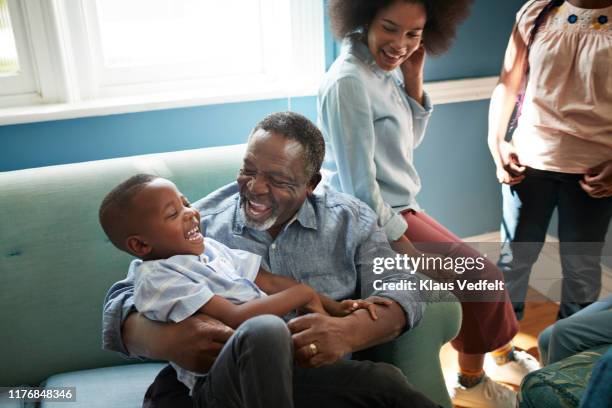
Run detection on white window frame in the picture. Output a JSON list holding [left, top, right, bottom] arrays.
[[0, 0, 326, 125], [0, 0, 40, 106]]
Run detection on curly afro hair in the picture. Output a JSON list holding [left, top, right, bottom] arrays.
[[328, 0, 474, 56]]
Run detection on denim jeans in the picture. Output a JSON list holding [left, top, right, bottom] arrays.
[[147, 315, 439, 408], [580, 346, 612, 408], [497, 168, 612, 320], [538, 296, 612, 365]]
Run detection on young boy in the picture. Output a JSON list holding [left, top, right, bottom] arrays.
[[99, 174, 440, 408]]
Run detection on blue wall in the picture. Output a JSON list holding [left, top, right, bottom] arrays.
[[424, 0, 524, 80], [0, 0, 526, 238], [0, 97, 307, 171]]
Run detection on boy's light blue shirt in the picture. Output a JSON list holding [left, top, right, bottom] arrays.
[[318, 35, 433, 240], [132, 237, 264, 324], [131, 237, 264, 392]]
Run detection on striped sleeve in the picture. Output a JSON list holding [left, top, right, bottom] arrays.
[[133, 261, 215, 323]]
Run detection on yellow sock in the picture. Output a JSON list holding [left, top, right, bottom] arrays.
[[491, 343, 514, 365]]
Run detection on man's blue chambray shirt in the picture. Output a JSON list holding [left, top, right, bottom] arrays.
[[102, 182, 424, 356]]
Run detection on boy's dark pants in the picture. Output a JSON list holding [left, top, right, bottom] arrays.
[[144, 315, 439, 408]]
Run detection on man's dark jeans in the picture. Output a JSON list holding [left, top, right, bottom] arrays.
[[144, 315, 439, 408]]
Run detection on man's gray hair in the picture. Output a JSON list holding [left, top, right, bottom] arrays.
[[251, 112, 325, 181]]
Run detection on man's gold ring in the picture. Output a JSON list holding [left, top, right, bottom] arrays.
[[309, 343, 318, 355]]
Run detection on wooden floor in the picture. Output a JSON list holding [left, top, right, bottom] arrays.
[[440, 288, 559, 407], [440, 231, 611, 407]]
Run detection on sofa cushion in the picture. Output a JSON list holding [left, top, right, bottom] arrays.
[[0, 392, 29, 408], [0, 145, 245, 387], [40, 363, 166, 408], [519, 344, 611, 408]]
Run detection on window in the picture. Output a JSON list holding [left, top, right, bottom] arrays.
[[0, 0, 19, 75], [0, 0, 43, 107], [0, 0, 325, 120]]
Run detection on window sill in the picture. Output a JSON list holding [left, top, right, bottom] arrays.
[[0, 84, 320, 126], [0, 76, 499, 126]]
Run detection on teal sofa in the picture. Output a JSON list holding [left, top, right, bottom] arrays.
[[0, 144, 461, 407]]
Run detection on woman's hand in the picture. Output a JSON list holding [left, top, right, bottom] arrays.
[[580, 160, 612, 198], [390, 234, 422, 257], [400, 45, 426, 105], [420, 253, 457, 283], [496, 141, 526, 185], [400, 44, 426, 79]]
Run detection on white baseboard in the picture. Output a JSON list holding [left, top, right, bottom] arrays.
[[464, 231, 612, 300], [424, 76, 498, 105]]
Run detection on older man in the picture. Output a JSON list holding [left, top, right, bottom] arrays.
[[103, 112, 431, 407]]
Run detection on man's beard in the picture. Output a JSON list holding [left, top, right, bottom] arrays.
[[239, 197, 279, 231]]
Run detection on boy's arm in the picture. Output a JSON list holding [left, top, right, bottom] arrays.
[[199, 283, 323, 329], [253, 267, 300, 294], [255, 268, 344, 316], [254, 268, 384, 318]]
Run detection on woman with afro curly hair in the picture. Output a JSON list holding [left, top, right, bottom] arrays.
[[318, 1, 539, 407]]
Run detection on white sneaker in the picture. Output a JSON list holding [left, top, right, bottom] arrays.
[[450, 375, 518, 408], [484, 350, 541, 386]]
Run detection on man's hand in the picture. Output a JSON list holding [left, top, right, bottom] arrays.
[[580, 160, 612, 198], [496, 141, 526, 185], [165, 314, 234, 372], [288, 298, 405, 368], [288, 314, 354, 368], [125, 312, 233, 373], [389, 238, 455, 282]]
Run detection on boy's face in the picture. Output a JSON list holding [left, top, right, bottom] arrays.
[[129, 179, 204, 259]]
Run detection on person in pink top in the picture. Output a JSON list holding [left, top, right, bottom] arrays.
[[488, 0, 612, 321]]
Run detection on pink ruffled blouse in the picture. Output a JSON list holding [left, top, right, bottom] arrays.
[[512, 0, 612, 173]]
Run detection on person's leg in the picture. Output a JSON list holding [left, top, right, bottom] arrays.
[[537, 324, 554, 366], [538, 298, 612, 366], [293, 359, 440, 408], [547, 298, 612, 364], [193, 314, 294, 408], [579, 346, 612, 408], [404, 211, 519, 353], [498, 169, 558, 320], [142, 365, 192, 408], [403, 211, 521, 406], [556, 176, 612, 319], [142, 321, 441, 408]]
